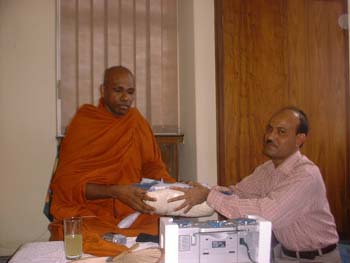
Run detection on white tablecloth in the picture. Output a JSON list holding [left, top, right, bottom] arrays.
[[9, 239, 158, 263], [9, 241, 78, 263]]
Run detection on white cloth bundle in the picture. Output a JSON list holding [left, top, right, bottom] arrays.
[[143, 181, 214, 217]]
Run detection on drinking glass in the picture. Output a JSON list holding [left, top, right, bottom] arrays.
[[64, 217, 83, 260]]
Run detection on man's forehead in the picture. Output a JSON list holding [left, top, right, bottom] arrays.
[[268, 110, 299, 128]]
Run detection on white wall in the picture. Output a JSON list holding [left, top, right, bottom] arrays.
[[0, 0, 217, 256], [178, 0, 217, 186], [178, 0, 197, 182], [0, 0, 57, 256]]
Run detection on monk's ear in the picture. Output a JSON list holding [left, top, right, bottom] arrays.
[[296, 133, 306, 148], [100, 85, 105, 98]]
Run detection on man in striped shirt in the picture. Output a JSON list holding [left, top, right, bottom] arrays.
[[169, 107, 340, 262]]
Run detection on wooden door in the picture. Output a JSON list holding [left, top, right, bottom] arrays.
[[215, 0, 350, 238]]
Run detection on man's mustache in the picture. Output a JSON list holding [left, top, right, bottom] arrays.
[[265, 139, 277, 147]]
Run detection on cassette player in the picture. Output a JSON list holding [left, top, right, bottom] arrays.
[[160, 216, 271, 263]]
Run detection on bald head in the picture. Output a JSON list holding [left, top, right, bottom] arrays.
[[273, 106, 309, 136], [100, 65, 136, 116], [103, 66, 135, 86]]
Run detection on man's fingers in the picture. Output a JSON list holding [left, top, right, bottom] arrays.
[[168, 195, 186, 203], [187, 182, 204, 190], [173, 201, 189, 212], [183, 205, 192, 214], [170, 186, 187, 193]]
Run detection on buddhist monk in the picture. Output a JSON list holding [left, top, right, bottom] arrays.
[[49, 66, 175, 256]]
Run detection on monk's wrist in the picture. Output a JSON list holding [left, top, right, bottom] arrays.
[[108, 184, 122, 199], [105, 185, 112, 198], [86, 183, 117, 200]]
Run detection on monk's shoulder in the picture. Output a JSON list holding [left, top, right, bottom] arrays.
[[77, 103, 98, 113], [129, 108, 154, 134], [129, 108, 150, 124], [73, 104, 106, 120]]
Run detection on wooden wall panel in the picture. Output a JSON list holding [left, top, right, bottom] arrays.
[[216, 0, 349, 238]]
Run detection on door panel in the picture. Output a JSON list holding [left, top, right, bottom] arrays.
[[215, 0, 349, 238]]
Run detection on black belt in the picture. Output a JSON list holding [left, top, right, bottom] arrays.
[[282, 244, 337, 260]]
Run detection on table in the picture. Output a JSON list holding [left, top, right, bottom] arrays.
[[9, 241, 75, 263], [9, 238, 159, 263]]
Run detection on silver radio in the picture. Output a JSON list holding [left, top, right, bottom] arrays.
[[160, 216, 271, 263]]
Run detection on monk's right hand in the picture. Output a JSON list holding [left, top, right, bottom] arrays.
[[109, 185, 157, 214]]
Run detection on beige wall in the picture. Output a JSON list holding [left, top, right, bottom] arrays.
[[178, 0, 217, 186], [0, 0, 217, 256], [0, 0, 57, 255]]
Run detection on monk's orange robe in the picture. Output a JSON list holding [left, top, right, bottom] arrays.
[[49, 100, 175, 256]]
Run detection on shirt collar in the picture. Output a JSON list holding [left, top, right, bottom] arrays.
[[274, 150, 302, 176]]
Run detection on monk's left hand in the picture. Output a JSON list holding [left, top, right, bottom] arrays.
[[111, 185, 157, 214], [167, 182, 210, 214]]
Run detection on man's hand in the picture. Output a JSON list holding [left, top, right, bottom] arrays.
[[110, 185, 157, 214], [167, 182, 210, 214]]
